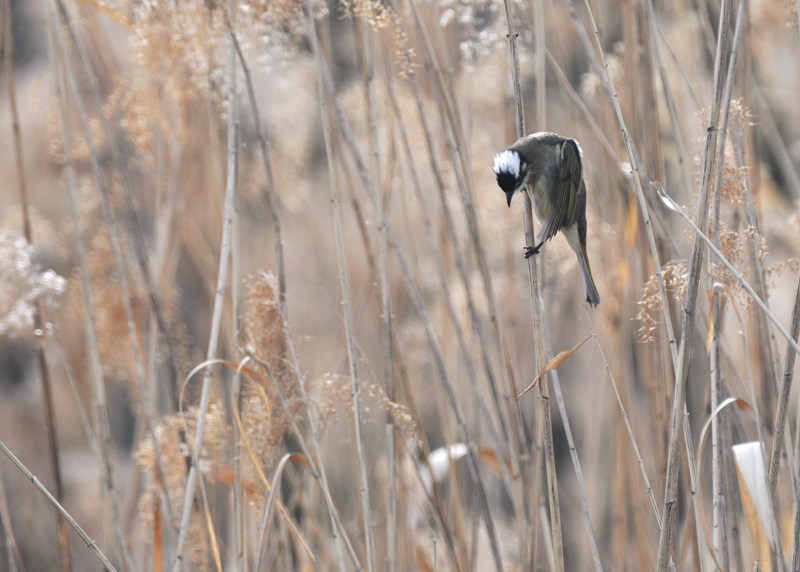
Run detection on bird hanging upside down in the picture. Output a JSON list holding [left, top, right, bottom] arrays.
[[493, 132, 600, 307]]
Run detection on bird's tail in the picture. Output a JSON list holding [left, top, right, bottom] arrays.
[[564, 225, 600, 307], [577, 248, 600, 307]]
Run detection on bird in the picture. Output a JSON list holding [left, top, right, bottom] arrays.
[[493, 132, 600, 307]]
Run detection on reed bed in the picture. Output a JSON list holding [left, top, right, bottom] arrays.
[[1, 0, 800, 569]]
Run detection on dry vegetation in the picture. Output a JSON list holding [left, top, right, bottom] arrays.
[[2, 0, 800, 569]]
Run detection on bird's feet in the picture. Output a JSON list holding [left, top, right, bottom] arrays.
[[524, 244, 542, 259]]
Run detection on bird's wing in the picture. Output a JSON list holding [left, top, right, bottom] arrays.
[[539, 138, 583, 241]]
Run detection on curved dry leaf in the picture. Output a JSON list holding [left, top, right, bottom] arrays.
[[733, 442, 781, 560], [255, 452, 314, 568], [695, 396, 755, 569], [476, 448, 512, 477], [518, 335, 592, 398]]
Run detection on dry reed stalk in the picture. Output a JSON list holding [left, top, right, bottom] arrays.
[[561, 0, 714, 565], [226, 24, 286, 307], [709, 268, 727, 567], [171, 0, 239, 566], [358, 20, 399, 571], [395, 38, 511, 458], [407, 0, 516, 462], [0, 470, 21, 571], [224, 7, 245, 569], [706, 5, 754, 569], [309, 8, 507, 570], [310, 6, 376, 571], [383, 54, 508, 569], [0, 438, 117, 571], [4, 2, 71, 569], [794, 435, 800, 569], [57, 0, 182, 413], [657, 1, 740, 565], [659, 193, 800, 371], [48, 1, 139, 567], [542, 331, 603, 570], [707, 30, 730, 572], [770, 274, 800, 491], [501, 2, 567, 570], [232, 360, 245, 569]]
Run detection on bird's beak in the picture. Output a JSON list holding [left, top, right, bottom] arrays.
[[505, 191, 514, 208]]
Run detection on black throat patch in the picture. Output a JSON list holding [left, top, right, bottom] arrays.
[[495, 170, 519, 195]]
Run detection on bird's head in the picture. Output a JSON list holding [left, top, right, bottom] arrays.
[[493, 149, 527, 207]]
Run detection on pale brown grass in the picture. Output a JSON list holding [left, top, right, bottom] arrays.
[[2, 0, 800, 570]]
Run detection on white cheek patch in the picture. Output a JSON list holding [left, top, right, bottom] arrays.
[[493, 150, 521, 178]]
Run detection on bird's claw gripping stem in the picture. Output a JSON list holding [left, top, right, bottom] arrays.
[[524, 242, 543, 259]]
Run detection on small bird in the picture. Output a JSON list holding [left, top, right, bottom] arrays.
[[493, 132, 600, 307]]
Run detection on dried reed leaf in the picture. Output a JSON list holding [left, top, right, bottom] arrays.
[[695, 397, 756, 568], [153, 503, 163, 572], [618, 200, 639, 286], [260, 453, 310, 556], [413, 544, 436, 572], [733, 442, 782, 557], [518, 335, 592, 398], [200, 489, 223, 572], [476, 448, 511, 477], [230, 380, 314, 562], [705, 289, 714, 352]]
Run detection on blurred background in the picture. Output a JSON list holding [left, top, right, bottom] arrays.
[[1, 0, 800, 569]]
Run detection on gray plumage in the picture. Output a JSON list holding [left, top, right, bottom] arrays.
[[493, 132, 600, 307]]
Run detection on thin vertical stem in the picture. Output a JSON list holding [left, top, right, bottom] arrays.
[[770, 273, 800, 494], [310, 12, 505, 568], [502, 2, 565, 570], [534, 0, 546, 130], [0, 458, 21, 571], [227, 5, 244, 570], [657, 1, 741, 566], [310, 11, 376, 572], [232, 368, 245, 570], [48, 2, 136, 567], [55, 0, 181, 412], [171, 0, 239, 566], [707, 4, 747, 568], [406, 0, 512, 453], [710, 300, 727, 566], [0, 438, 117, 571], [356, 20, 397, 572], [5, 1, 71, 569], [544, 340, 603, 570], [226, 25, 286, 307]]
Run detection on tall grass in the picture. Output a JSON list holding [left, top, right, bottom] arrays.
[[1, 0, 800, 569]]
